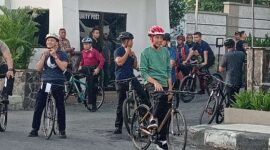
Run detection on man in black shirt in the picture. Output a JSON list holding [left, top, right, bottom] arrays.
[[220, 38, 245, 106], [236, 31, 248, 55], [91, 27, 102, 53]]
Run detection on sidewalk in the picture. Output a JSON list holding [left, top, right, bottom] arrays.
[[189, 124, 270, 150]]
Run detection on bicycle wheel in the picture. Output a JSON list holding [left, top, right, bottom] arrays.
[[84, 86, 104, 111], [43, 97, 56, 140], [64, 82, 73, 102], [96, 86, 104, 109], [123, 98, 135, 134], [206, 73, 223, 96], [167, 110, 187, 150], [0, 104, 8, 132], [179, 76, 197, 103], [199, 95, 218, 124], [130, 104, 151, 150], [216, 96, 228, 124]]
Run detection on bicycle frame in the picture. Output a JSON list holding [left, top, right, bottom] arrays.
[[68, 75, 87, 101], [139, 95, 178, 136]]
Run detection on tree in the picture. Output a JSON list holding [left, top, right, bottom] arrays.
[[0, 6, 39, 69], [169, 0, 187, 28]]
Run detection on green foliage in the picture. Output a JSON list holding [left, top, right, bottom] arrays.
[[233, 91, 270, 111], [169, 0, 188, 28], [185, 0, 226, 12], [185, 0, 270, 12], [0, 6, 39, 69], [233, 91, 253, 109], [246, 33, 270, 47]]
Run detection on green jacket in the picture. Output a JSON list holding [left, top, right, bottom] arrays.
[[140, 46, 171, 87]]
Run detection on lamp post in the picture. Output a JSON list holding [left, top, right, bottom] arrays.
[[251, 0, 255, 92], [195, 0, 199, 32]]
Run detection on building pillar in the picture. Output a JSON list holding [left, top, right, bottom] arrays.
[[155, 0, 170, 31], [49, 0, 80, 51]]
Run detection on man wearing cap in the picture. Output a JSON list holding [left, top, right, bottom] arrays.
[[28, 33, 68, 139]]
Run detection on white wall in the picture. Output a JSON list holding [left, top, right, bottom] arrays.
[[4, 0, 170, 65], [9, 0, 48, 9], [79, 0, 170, 60]]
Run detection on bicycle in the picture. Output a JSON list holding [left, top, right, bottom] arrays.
[[130, 90, 188, 150], [117, 76, 143, 134], [199, 75, 234, 124], [64, 71, 104, 111], [42, 83, 60, 140], [0, 77, 10, 132], [0, 100, 8, 132], [179, 62, 223, 103]]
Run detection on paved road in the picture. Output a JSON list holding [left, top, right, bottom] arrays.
[[0, 92, 208, 150]]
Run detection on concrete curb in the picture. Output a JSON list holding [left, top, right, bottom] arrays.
[[188, 125, 270, 150]]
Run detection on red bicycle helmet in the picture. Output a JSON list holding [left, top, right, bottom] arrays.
[[148, 25, 165, 36]]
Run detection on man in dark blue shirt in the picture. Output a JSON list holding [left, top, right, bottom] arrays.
[[113, 32, 149, 134], [28, 33, 68, 138], [183, 32, 215, 94]]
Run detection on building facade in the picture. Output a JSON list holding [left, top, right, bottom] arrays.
[[1, 0, 170, 61]]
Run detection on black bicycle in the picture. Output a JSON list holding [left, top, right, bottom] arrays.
[[199, 75, 234, 124], [42, 83, 60, 140], [0, 100, 8, 132], [179, 62, 223, 103], [130, 90, 188, 150], [117, 76, 143, 134]]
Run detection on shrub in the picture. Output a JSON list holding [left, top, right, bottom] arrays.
[[0, 6, 39, 69], [233, 90, 270, 111]]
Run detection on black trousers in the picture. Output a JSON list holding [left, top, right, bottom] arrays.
[[226, 85, 241, 107], [145, 83, 170, 141], [115, 78, 149, 129], [31, 80, 66, 131], [1, 77, 14, 97], [80, 67, 98, 106]]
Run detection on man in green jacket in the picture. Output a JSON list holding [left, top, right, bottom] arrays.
[[140, 26, 172, 150]]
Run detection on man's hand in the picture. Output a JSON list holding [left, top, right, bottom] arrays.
[[93, 68, 100, 75], [183, 60, 188, 65], [168, 87, 173, 101], [43, 49, 50, 56], [125, 47, 132, 55], [201, 62, 207, 66], [6, 70, 14, 79], [154, 82, 163, 91], [50, 49, 58, 58]]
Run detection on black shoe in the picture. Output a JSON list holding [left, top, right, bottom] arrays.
[[113, 128, 122, 134], [156, 141, 168, 150], [91, 106, 97, 112], [59, 131, 67, 139], [28, 130, 38, 137]]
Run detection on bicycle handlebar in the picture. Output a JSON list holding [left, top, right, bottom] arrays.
[[211, 75, 233, 87], [150, 90, 197, 95], [115, 75, 141, 83]]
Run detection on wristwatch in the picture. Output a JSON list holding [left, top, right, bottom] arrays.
[[8, 68, 14, 71]]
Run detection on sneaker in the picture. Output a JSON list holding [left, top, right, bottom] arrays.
[[113, 128, 122, 134], [156, 140, 168, 150], [28, 129, 38, 137], [59, 131, 67, 139], [147, 118, 158, 129], [91, 106, 97, 112]]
